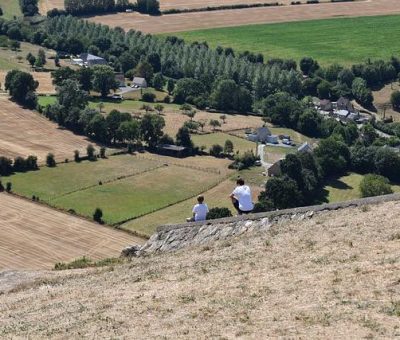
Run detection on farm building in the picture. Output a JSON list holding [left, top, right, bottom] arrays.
[[297, 142, 312, 153], [319, 99, 333, 112], [132, 77, 148, 88], [157, 144, 189, 158], [79, 53, 108, 67], [336, 97, 355, 112], [247, 127, 278, 144]]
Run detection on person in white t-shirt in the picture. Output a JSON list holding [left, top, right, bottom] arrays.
[[230, 178, 254, 215], [186, 195, 209, 222]]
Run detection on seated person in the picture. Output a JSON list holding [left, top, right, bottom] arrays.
[[186, 195, 209, 222], [230, 178, 254, 215]]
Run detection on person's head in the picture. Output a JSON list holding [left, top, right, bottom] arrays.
[[236, 178, 244, 186], [197, 195, 204, 203]]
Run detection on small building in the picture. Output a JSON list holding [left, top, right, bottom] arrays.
[[132, 77, 147, 88], [157, 144, 189, 158], [71, 58, 84, 66], [335, 109, 350, 120], [297, 142, 312, 153], [115, 73, 125, 87], [336, 97, 355, 112], [267, 160, 282, 177], [79, 53, 107, 67], [320, 99, 333, 112], [247, 127, 277, 144]]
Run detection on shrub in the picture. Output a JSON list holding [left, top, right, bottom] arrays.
[[6, 182, 12, 193], [93, 208, 103, 223], [46, 153, 56, 167], [360, 174, 393, 198], [100, 146, 106, 158], [207, 207, 232, 220], [87, 144, 96, 161], [209, 144, 223, 157], [142, 92, 156, 102], [74, 150, 80, 162]]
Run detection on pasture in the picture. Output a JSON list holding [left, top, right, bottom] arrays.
[[38, 96, 264, 136], [0, 193, 143, 270], [121, 167, 265, 236], [172, 14, 400, 65], [7, 154, 228, 227], [192, 132, 257, 154], [88, 0, 400, 37], [0, 0, 22, 19]]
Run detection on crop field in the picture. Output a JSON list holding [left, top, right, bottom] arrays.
[[8, 154, 228, 226], [373, 82, 400, 122], [122, 167, 265, 235], [0, 71, 55, 94], [173, 14, 400, 65], [0, 193, 143, 270], [0, 96, 98, 163], [39, 0, 64, 14], [192, 132, 256, 154], [88, 0, 400, 36]]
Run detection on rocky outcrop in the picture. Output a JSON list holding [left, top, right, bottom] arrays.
[[121, 193, 400, 258]]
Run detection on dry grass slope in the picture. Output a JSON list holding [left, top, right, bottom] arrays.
[[0, 194, 143, 270], [1, 201, 399, 338]]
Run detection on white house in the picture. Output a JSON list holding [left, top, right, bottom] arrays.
[[132, 77, 147, 88], [297, 142, 312, 153], [247, 127, 278, 144]]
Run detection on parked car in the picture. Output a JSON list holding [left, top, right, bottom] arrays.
[[111, 94, 123, 100], [282, 139, 291, 145], [254, 160, 262, 166]]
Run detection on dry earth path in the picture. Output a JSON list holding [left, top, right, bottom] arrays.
[[0, 96, 99, 163], [0, 193, 143, 270], [88, 0, 400, 34]]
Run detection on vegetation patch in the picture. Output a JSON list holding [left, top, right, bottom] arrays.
[[171, 15, 400, 65]]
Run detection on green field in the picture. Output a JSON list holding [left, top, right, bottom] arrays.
[[0, 0, 22, 19], [322, 173, 400, 203], [170, 15, 400, 65], [8, 154, 224, 227], [192, 132, 256, 154]]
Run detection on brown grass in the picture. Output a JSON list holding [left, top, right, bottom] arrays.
[[0, 193, 143, 270], [88, 0, 400, 34], [373, 82, 400, 122], [0, 96, 100, 163], [0, 71, 55, 95], [1, 200, 400, 337]]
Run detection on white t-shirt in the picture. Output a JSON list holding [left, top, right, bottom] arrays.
[[192, 203, 209, 221], [232, 185, 254, 212]]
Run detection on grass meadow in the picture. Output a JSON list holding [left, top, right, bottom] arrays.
[[0, 0, 22, 20], [169, 15, 400, 65], [192, 132, 257, 154]]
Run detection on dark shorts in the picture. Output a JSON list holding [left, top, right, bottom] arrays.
[[232, 199, 253, 215]]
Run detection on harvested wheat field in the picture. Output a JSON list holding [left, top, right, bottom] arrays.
[[38, 0, 64, 14], [0, 194, 143, 270], [0, 96, 98, 163], [1, 200, 400, 337], [0, 71, 55, 95], [88, 0, 400, 34], [373, 82, 400, 122]]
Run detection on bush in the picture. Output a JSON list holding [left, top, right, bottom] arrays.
[[6, 182, 12, 193], [206, 207, 232, 220], [93, 208, 103, 223], [142, 92, 156, 102], [46, 153, 56, 167], [87, 144, 96, 161], [100, 146, 106, 158], [209, 144, 223, 157], [360, 174, 393, 198]]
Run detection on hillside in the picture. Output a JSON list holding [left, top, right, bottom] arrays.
[[1, 200, 400, 338]]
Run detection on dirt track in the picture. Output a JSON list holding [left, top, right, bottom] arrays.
[[88, 0, 400, 34], [0, 194, 143, 270], [0, 96, 98, 163]]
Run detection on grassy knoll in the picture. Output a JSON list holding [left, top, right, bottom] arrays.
[[9, 155, 160, 200], [0, 0, 22, 19], [170, 15, 400, 65], [50, 165, 223, 224], [192, 132, 256, 154], [121, 166, 265, 236], [322, 173, 400, 203]]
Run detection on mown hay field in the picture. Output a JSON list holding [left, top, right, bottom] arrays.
[[171, 14, 400, 65], [0, 96, 98, 163], [0, 193, 143, 270], [192, 132, 257, 154]]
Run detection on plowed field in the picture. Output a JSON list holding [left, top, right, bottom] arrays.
[[88, 0, 400, 34], [0, 96, 97, 163], [0, 194, 143, 270]]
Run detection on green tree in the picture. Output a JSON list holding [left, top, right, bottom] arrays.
[[26, 53, 36, 67], [134, 61, 154, 82], [209, 119, 221, 131], [92, 65, 119, 98], [87, 144, 96, 161], [117, 120, 139, 145], [46, 153, 56, 167], [224, 139, 234, 155], [176, 126, 193, 149], [314, 137, 350, 176], [51, 67, 76, 86], [153, 73, 164, 90], [300, 57, 319, 75], [154, 104, 164, 115], [57, 79, 88, 111], [360, 174, 393, 198], [19, 0, 39, 16], [264, 176, 303, 209], [93, 208, 103, 223], [37, 48, 46, 66], [206, 207, 232, 220], [390, 90, 400, 110], [209, 144, 223, 157], [106, 110, 132, 143], [5, 70, 38, 108], [76, 67, 93, 93], [167, 79, 175, 95], [140, 113, 165, 148]]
